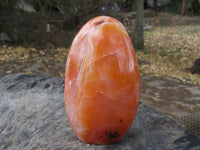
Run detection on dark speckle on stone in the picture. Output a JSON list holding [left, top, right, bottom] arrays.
[[16, 74, 36, 81], [44, 83, 51, 89], [38, 77, 50, 82], [7, 84, 16, 90], [107, 131, 120, 140], [27, 82, 37, 88], [100, 136, 103, 138], [120, 120, 122, 122]]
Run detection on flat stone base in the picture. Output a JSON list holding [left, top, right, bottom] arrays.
[[0, 74, 199, 150]]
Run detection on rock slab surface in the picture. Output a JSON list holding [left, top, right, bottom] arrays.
[[0, 74, 200, 150]]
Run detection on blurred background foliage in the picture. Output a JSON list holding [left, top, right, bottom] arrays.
[[162, 0, 200, 15], [0, 0, 124, 48], [0, 0, 200, 49]]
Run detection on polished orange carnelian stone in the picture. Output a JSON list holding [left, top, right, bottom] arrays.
[[65, 16, 140, 144]]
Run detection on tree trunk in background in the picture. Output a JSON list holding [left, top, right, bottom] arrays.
[[154, 0, 158, 16], [181, 0, 186, 15], [134, 0, 144, 50]]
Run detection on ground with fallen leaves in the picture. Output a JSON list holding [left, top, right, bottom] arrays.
[[1, 25, 200, 86], [0, 45, 67, 77], [138, 25, 200, 85]]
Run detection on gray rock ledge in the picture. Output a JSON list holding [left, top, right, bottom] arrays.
[[0, 74, 199, 150]]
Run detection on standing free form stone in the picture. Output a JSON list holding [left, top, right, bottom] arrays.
[[65, 16, 140, 144]]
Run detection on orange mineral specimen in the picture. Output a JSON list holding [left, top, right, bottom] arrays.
[[65, 16, 140, 144]]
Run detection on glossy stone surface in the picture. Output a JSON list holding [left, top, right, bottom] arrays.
[[65, 16, 140, 144], [0, 74, 200, 150]]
